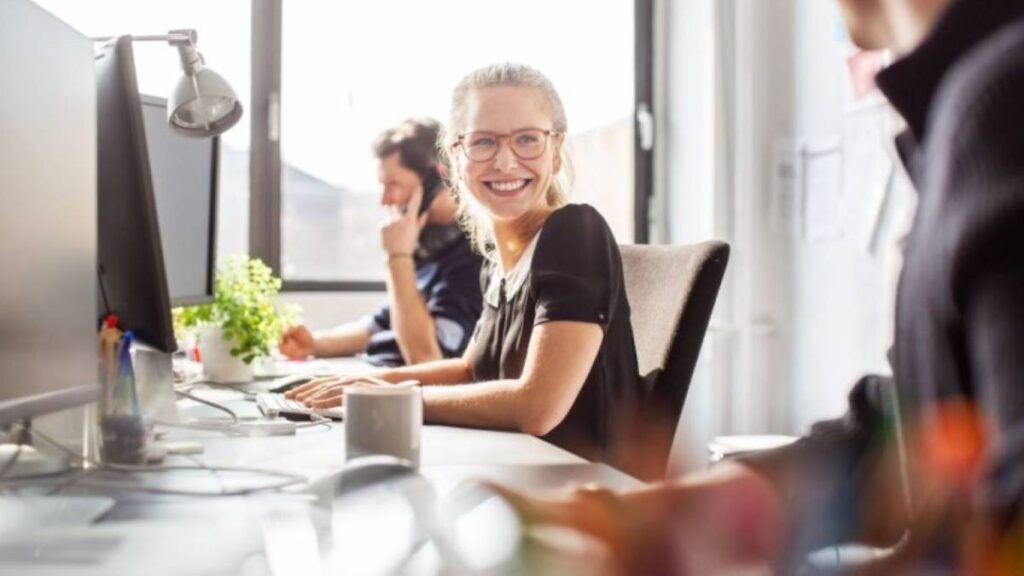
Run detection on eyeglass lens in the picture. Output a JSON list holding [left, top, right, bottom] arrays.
[[463, 129, 549, 161]]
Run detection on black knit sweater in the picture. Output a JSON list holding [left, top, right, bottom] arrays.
[[740, 0, 1024, 568]]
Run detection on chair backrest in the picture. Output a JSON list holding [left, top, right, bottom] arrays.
[[618, 241, 729, 480]]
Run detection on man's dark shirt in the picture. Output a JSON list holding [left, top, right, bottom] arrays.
[[363, 225, 483, 366], [740, 0, 1024, 566]]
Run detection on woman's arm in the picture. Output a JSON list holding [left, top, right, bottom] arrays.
[[421, 320, 602, 435], [290, 320, 602, 436], [286, 356, 473, 404]]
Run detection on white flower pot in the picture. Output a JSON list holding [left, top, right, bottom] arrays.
[[198, 325, 253, 383]]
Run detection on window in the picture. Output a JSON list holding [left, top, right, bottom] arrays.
[[32, 0, 252, 259], [274, 0, 638, 287]]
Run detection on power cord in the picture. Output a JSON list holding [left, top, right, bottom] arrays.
[[174, 386, 334, 433], [9, 426, 309, 497], [190, 381, 258, 399], [153, 419, 249, 437], [295, 415, 332, 431], [174, 389, 240, 423], [0, 443, 23, 480]]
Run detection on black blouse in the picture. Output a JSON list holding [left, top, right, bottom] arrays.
[[467, 204, 641, 461]]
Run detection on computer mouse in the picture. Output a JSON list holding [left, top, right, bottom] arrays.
[[335, 455, 418, 497], [268, 374, 316, 394]]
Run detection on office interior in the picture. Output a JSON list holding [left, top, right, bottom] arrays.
[[2, 0, 922, 573]]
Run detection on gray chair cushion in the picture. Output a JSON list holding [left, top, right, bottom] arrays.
[[619, 241, 729, 479]]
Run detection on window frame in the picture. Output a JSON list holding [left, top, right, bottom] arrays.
[[249, 0, 655, 291]]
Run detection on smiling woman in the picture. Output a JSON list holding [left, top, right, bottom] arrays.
[[288, 64, 643, 464], [277, 0, 636, 285], [443, 66, 571, 259]]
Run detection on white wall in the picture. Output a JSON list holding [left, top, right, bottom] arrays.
[[783, 0, 916, 431], [662, 0, 724, 471], [663, 0, 917, 471], [278, 292, 388, 331]]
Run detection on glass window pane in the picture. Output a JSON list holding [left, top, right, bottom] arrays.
[[281, 0, 634, 282], [33, 0, 251, 260]]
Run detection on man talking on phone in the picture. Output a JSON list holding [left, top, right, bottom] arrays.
[[280, 118, 483, 367]]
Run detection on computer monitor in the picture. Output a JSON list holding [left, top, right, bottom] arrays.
[[139, 95, 219, 307], [95, 36, 177, 353], [0, 0, 101, 426]]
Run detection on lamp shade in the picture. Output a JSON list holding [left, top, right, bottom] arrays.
[[168, 65, 243, 137]]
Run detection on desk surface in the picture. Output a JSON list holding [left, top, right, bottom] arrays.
[[171, 385, 589, 471], [1, 381, 642, 575]]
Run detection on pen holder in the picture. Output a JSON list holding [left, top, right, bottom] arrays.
[[98, 329, 149, 465], [100, 413, 148, 465]]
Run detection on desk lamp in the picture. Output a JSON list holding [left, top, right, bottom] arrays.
[[93, 29, 242, 137]]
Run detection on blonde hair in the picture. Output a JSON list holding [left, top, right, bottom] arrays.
[[439, 63, 574, 257]]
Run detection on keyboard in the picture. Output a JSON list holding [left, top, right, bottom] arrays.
[[256, 393, 344, 421]]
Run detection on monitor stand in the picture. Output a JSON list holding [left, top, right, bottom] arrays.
[[0, 443, 70, 478], [131, 341, 179, 425]]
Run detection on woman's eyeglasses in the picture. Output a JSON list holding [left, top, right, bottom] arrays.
[[453, 129, 560, 162]]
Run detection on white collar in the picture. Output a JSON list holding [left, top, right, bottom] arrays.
[[484, 232, 541, 307]]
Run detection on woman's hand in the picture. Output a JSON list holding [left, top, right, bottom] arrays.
[[285, 374, 393, 408]]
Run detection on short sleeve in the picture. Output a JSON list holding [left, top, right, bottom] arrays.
[[368, 304, 390, 332], [531, 204, 622, 328]]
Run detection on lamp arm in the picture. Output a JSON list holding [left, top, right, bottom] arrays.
[[90, 30, 203, 74], [166, 29, 203, 75], [90, 30, 195, 45]]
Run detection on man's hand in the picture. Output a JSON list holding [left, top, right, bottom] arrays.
[[279, 325, 316, 360], [381, 185, 429, 257]]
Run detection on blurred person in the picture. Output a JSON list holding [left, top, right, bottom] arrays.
[[279, 118, 483, 367], [288, 63, 643, 462], [477, 0, 1024, 574]]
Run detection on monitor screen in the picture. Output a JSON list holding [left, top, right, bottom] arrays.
[[95, 36, 177, 353], [0, 0, 100, 425], [140, 95, 218, 306]]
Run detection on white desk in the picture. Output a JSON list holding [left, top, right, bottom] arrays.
[[171, 385, 590, 471], [0, 382, 641, 575]]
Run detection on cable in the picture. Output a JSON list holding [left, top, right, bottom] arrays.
[[174, 389, 239, 423], [294, 415, 332, 431], [97, 271, 114, 319], [191, 381, 257, 399], [0, 443, 23, 480], [29, 427, 301, 478], [186, 454, 226, 494], [153, 419, 247, 436], [20, 427, 308, 497], [40, 475, 302, 497], [65, 476, 304, 497], [45, 469, 90, 496]]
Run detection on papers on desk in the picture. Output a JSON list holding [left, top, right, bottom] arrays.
[[253, 357, 374, 379], [252, 358, 337, 379]]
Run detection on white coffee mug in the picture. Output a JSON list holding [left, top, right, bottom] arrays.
[[344, 381, 422, 468]]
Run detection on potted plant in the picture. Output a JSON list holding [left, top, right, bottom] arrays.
[[174, 255, 297, 382]]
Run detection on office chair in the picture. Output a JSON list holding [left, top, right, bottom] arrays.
[[616, 241, 730, 481]]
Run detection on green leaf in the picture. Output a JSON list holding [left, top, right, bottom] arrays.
[[171, 255, 302, 365]]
